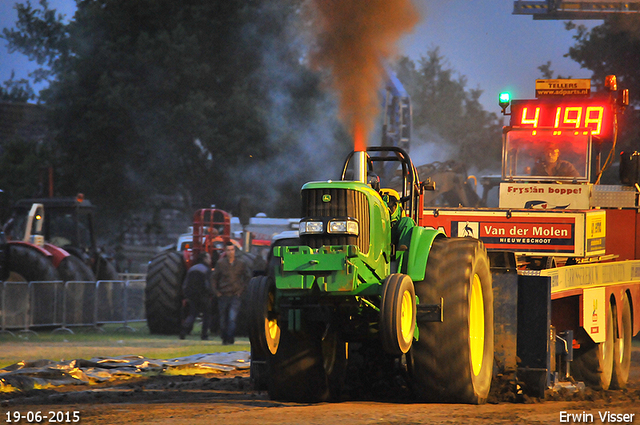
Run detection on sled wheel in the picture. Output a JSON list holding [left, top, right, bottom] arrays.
[[267, 322, 329, 402], [612, 294, 631, 389], [572, 300, 614, 390], [409, 238, 494, 404], [380, 273, 416, 356]]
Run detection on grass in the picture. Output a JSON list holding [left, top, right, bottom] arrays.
[[0, 321, 250, 369], [2, 322, 638, 371]]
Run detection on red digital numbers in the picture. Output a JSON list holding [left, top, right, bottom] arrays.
[[511, 100, 611, 138]]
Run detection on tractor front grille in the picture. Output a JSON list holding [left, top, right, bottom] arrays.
[[301, 188, 370, 254]]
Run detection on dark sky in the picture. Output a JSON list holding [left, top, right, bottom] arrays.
[[400, 1, 598, 114], [1, 0, 598, 114]]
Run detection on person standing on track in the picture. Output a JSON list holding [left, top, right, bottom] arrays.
[[180, 252, 213, 340], [212, 242, 251, 345]]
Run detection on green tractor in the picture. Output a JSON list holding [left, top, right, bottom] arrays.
[[248, 147, 494, 403]]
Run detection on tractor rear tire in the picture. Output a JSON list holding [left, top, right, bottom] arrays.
[[145, 250, 186, 335], [611, 294, 632, 389], [58, 255, 95, 282], [409, 237, 494, 404], [94, 254, 119, 281], [57, 254, 97, 324], [267, 324, 329, 402], [7, 244, 60, 282], [7, 243, 61, 325], [380, 273, 416, 356], [572, 301, 615, 390]]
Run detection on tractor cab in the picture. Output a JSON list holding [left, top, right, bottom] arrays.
[[9, 195, 96, 252], [186, 208, 231, 268], [497, 76, 631, 211], [502, 127, 591, 184]]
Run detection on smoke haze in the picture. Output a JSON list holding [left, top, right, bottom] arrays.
[[307, 0, 419, 150]]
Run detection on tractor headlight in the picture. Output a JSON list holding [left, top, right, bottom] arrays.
[[299, 220, 324, 235], [328, 219, 359, 236]]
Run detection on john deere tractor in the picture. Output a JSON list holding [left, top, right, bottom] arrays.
[[248, 147, 494, 403]]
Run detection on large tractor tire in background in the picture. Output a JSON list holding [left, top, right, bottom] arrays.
[[409, 237, 494, 404], [571, 301, 615, 390], [145, 250, 186, 334], [611, 294, 632, 389], [6, 243, 61, 325]]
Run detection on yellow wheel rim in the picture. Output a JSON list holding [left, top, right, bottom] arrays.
[[267, 316, 278, 340], [469, 273, 485, 376], [265, 290, 280, 354], [400, 289, 414, 343]]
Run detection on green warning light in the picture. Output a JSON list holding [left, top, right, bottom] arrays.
[[498, 92, 511, 113]]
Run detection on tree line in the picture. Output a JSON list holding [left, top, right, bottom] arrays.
[[2, 1, 635, 244]]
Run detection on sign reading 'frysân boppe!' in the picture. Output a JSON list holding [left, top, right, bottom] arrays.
[[499, 183, 591, 210]]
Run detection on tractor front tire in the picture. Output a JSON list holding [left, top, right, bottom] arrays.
[[145, 250, 186, 335], [321, 326, 348, 400], [267, 323, 329, 402], [247, 275, 280, 391], [248, 276, 281, 356], [380, 273, 416, 356], [409, 237, 494, 404]]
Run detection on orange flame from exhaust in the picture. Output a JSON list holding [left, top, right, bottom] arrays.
[[353, 121, 365, 152], [307, 0, 418, 152]]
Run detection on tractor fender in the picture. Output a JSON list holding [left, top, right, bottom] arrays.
[[401, 227, 446, 282], [7, 241, 70, 269], [43, 243, 71, 268], [7, 241, 69, 268]]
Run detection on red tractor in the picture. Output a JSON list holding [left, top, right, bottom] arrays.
[[2, 196, 119, 325], [144, 208, 234, 334]]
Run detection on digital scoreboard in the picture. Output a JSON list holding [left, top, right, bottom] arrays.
[[510, 99, 614, 139]]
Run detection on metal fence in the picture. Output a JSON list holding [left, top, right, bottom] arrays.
[[0, 279, 146, 335]]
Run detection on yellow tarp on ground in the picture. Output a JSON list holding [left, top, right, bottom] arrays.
[[0, 351, 250, 392]]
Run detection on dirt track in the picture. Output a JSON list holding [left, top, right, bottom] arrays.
[[2, 348, 639, 425]]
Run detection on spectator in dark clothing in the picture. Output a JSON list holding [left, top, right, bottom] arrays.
[[180, 252, 213, 340], [212, 242, 251, 345]]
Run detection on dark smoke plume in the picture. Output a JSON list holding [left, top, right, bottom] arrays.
[[307, 0, 419, 150]]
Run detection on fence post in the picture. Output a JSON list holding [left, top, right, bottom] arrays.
[[116, 280, 134, 332], [92, 281, 103, 332], [52, 281, 73, 334], [0, 282, 15, 337], [20, 282, 38, 336]]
